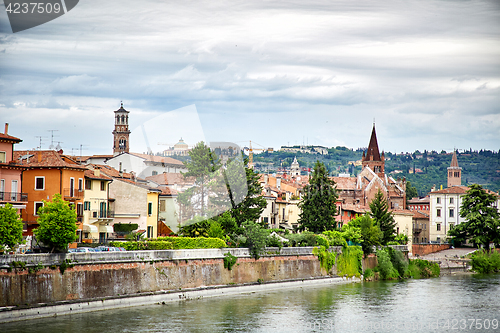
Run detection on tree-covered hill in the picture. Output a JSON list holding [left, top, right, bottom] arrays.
[[252, 147, 500, 195]]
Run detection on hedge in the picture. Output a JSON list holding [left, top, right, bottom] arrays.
[[110, 237, 226, 250]]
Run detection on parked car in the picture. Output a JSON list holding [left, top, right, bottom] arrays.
[[77, 247, 96, 253]]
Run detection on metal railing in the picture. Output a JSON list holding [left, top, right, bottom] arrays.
[[0, 191, 28, 202], [63, 188, 84, 199], [91, 210, 115, 219]]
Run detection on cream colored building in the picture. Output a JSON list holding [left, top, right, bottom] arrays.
[[82, 166, 114, 243], [393, 210, 413, 255]]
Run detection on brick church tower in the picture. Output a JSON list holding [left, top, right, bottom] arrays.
[[362, 124, 385, 178], [447, 150, 462, 187], [112, 102, 131, 155]]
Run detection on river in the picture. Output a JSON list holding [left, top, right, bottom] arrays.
[[2, 274, 499, 333]]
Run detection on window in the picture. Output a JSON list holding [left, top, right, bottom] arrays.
[[100, 181, 106, 191], [148, 202, 153, 216], [78, 178, 83, 191], [152, 170, 158, 176], [450, 197, 454, 204], [159, 200, 166, 212], [437, 224, 441, 231], [100, 202, 107, 218], [77, 203, 83, 217], [147, 226, 154, 238], [34, 202, 44, 216], [35, 176, 45, 190], [11, 180, 18, 200], [449, 223, 454, 230], [436, 209, 441, 217], [84, 201, 91, 210], [70, 178, 75, 197], [263, 217, 269, 223], [436, 197, 441, 204], [0, 151, 5, 163], [85, 179, 92, 190], [449, 209, 454, 218]]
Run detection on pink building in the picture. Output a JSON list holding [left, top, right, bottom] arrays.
[[0, 123, 28, 213]]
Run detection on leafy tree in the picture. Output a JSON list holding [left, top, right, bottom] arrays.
[[448, 184, 500, 250], [228, 159, 267, 227], [241, 220, 267, 259], [298, 160, 338, 233], [33, 194, 77, 253], [370, 189, 397, 245], [349, 214, 382, 254], [0, 203, 24, 253], [182, 141, 221, 217], [406, 181, 418, 206]]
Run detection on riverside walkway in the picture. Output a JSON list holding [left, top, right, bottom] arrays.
[[414, 247, 477, 273]]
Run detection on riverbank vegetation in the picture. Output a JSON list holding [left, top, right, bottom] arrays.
[[370, 247, 440, 280], [469, 249, 500, 274]]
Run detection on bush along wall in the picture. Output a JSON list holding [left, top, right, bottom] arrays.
[[110, 237, 227, 250], [336, 245, 363, 278], [373, 247, 440, 280], [312, 236, 337, 273]]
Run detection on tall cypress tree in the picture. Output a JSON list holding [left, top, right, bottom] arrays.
[[369, 189, 397, 245], [298, 160, 338, 233]]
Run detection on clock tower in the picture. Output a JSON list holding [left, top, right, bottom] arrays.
[[112, 102, 131, 155]]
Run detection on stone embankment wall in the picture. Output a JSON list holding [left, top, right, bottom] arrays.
[[412, 244, 451, 257], [0, 247, 343, 308]]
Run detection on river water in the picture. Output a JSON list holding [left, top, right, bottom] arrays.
[[2, 274, 500, 333]]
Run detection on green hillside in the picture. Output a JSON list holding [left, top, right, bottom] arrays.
[[252, 147, 500, 195]]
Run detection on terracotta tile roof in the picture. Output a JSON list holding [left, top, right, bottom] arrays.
[[341, 203, 369, 214], [430, 185, 469, 195], [13, 150, 87, 170], [408, 196, 430, 204], [145, 172, 195, 185], [129, 152, 184, 166], [413, 211, 430, 219], [84, 168, 113, 181], [159, 187, 178, 196], [0, 133, 22, 143], [98, 164, 133, 179], [332, 176, 357, 190]]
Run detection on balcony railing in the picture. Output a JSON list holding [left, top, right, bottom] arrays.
[[91, 210, 115, 219], [413, 227, 422, 234], [0, 191, 28, 202], [63, 188, 84, 200]]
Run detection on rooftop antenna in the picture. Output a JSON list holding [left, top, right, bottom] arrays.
[[47, 130, 59, 150], [34, 136, 47, 150]]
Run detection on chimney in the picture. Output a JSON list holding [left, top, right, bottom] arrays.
[[37, 151, 42, 163], [277, 177, 281, 190], [95, 169, 100, 177], [4, 123, 8, 135]]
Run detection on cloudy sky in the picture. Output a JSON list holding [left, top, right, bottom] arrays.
[[0, 0, 499, 156]]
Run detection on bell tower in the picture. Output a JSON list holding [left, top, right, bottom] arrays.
[[447, 150, 462, 187], [112, 102, 131, 155]]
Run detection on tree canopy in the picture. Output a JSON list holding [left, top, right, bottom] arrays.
[[298, 160, 338, 233], [33, 194, 77, 252], [0, 203, 24, 253], [448, 184, 500, 249], [348, 214, 382, 254], [369, 189, 396, 245]]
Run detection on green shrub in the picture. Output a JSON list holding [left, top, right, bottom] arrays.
[[363, 268, 374, 280], [394, 234, 408, 245], [112, 237, 226, 250], [322, 230, 347, 247], [284, 232, 318, 247], [113, 223, 139, 233], [470, 249, 500, 274], [241, 220, 267, 259], [312, 246, 336, 272], [316, 234, 330, 248], [266, 234, 284, 248], [387, 247, 408, 277], [406, 259, 440, 278], [223, 252, 237, 270], [376, 248, 400, 280], [337, 245, 363, 278]]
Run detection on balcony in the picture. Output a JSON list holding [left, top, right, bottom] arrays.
[[63, 188, 84, 200], [0, 191, 28, 203], [413, 227, 422, 234], [91, 210, 115, 219]]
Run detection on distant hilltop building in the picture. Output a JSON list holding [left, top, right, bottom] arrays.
[[163, 138, 191, 156], [280, 145, 328, 155]]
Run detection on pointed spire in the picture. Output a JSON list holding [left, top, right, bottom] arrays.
[[450, 150, 459, 167], [365, 124, 381, 161]]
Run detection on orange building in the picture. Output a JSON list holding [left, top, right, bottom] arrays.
[[13, 150, 87, 238]]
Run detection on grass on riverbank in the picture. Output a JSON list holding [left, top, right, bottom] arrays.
[[470, 249, 500, 274]]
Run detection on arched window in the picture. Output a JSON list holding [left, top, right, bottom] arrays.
[[119, 138, 127, 150], [152, 171, 158, 176]]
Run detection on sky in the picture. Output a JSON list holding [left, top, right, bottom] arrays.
[[0, 0, 499, 157]]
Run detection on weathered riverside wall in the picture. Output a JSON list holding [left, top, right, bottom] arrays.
[[412, 244, 451, 257], [0, 247, 347, 309]]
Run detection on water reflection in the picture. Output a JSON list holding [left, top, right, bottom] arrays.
[[2, 274, 499, 333]]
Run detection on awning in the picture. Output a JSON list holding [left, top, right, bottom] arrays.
[[99, 225, 114, 233], [83, 224, 98, 233]]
